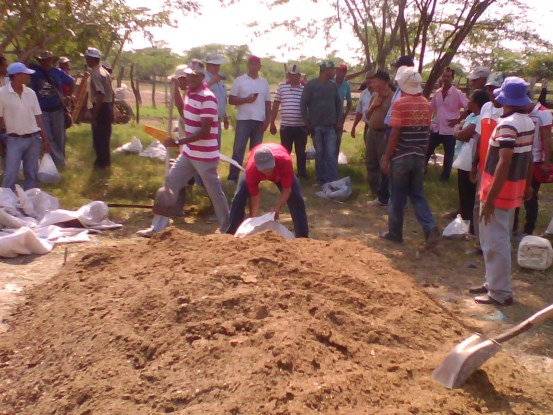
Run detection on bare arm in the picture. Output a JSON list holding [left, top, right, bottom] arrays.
[[540, 125, 552, 167], [351, 112, 362, 138], [273, 187, 291, 219], [454, 123, 476, 142], [249, 193, 261, 217], [480, 147, 513, 224], [35, 115, 51, 153], [381, 126, 400, 174], [229, 94, 255, 106], [270, 100, 281, 134]]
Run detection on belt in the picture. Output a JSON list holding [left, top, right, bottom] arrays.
[[369, 127, 387, 132], [43, 107, 63, 112], [8, 131, 40, 138]]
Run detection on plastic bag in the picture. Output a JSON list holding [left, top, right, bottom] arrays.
[[452, 138, 474, 171], [234, 212, 295, 240], [306, 145, 316, 160], [338, 151, 348, 165], [37, 154, 61, 184], [546, 217, 553, 235], [315, 177, 352, 201], [139, 140, 166, 161], [442, 214, 470, 238], [114, 136, 143, 154]]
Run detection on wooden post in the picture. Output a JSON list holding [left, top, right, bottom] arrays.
[[130, 64, 141, 124], [117, 66, 124, 89], [152, 75, 157, 109], [164, 81, 168, 108]]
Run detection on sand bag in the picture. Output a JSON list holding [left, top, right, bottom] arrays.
[[114, 136, 143, 154], [443, 214, 470, 238], [37, 154, 61, 184], [139, 140, 166, 161], [452, 139, 474, 171], [315, 177, 352, 201], [517, 235, 553, 270], [338, 151, 348, 165], [234, 212, 295, 240], [0, 226, 53, 257]]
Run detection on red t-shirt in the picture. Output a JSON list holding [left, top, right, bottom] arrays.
[[245, 143, 294, 196]]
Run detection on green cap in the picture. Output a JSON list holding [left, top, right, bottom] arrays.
[[320, 60, 335, 70]]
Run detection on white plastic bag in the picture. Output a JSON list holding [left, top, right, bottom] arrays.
[[306, 145, 316, 160], [234, 212, 295, 240], [139, 140, 167, 161], [37, 154, 61, 183], [442, 214, 470, 238], [114, 136, 143, 154], [315, 177, 352, 201], [338, 151, 348, 165], [546, 217, 553, 235], [452, 138, 474, 171]]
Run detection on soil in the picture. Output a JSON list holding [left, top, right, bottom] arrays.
[[1, 229, 552, 415]]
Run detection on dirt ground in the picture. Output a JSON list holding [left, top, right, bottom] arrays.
[[1, 229, 552, 415]]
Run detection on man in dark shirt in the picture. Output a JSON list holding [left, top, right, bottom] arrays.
[[30, 51, 74, 169], [300, 60, 342, 184]]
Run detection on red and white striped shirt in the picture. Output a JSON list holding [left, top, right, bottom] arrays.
[[182, 85, 219, 161]]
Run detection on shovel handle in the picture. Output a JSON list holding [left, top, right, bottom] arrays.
[[492, 304, 553, 344]]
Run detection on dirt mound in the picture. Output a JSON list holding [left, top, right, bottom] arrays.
[[1, 229, 551, 414]]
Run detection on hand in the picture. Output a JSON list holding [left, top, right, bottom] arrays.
[[271, 209, 280, 220], [480, 199, 495, 225], [245, 93, 257, 104], [223, 116, 229, 130], [351, 127, 356, 138], [541, 78, 548, 88], [381, 159, 390, 175], [42, 140, 51, 155], [372, 96, 383, 107], [469, 166, 478, 184], [306, 122, 314, 137], [164, 137, 179, 147], [270, 123, 277, 135], [335, 122, 343, 132], [524, 186, 533, 200], [447, 119, 458, 127], [261, 120, 270, 132]]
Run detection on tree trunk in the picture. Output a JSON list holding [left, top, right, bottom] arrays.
[[152, 76, 157, 109]]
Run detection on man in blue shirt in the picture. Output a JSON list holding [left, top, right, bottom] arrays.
[[30, 51, 74, 169], [204, 53, 229, 149]]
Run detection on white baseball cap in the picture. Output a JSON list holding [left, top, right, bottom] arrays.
[[398, 67, 423, 95], [205, 53, 226, 65], [84, 47, 101, 59], [174, 64, 189, 79]]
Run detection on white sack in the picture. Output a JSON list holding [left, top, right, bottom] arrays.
[[315, 177, 352, 201], [139, 140, 166, 161], [114, 136, 143, 154], [16, 187, 59, 219], [37, 153, 61, 184], [234, 212, 295, 240], [452, 138, 474, 172], [338, 151, 348, 165], [443, 214, 470, 238], [0, 227, 53, 258]]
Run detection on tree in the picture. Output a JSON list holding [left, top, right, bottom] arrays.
[[525, 54, 553, 80]]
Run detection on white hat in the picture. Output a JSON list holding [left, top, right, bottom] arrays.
[[468, 66, 491, 81], [173, 64, 189, 79], [286, 64, 301, 75], [84, 47, 101, 59], [205, 53, 226, 65], [398, 67, 423, 94], [394, 65, 410, 81], [59, 56, 71, 64]]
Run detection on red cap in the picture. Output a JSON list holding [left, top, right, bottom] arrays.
[[338, 64, 348, 72], [248, 55, 261, 64]]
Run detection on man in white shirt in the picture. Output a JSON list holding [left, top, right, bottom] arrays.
[[0, 63, 50, 190], [228, 55, 271, 182], [350, 72, 373, 139]]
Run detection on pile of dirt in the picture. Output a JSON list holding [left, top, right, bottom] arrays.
[[0, 229, 551, 414]]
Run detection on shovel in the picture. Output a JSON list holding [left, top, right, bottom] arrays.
[[432, 303, 553, 389]]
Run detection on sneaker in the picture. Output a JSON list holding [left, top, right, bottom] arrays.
[[474, 294, 513, 306], [136, 227, 156, 238], [367, 198, 387, 207], [424, 226, 440, 249]]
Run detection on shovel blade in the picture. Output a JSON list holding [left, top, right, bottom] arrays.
[[432, 333, 501, 389]]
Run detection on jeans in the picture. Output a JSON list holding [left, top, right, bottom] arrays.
[[388, 155, 436, 240], [457, 169, 477, 234], [226, 175, 309, 237], [92, 103, 113, 168], [425, 133, 456, 180], [1, 134, 43, 190], [313, 125, 338, 184], [374, 127, 392, 204], [280, 126, 308, 177], [42, 108, 66, 169], [228, 120, 264, 182], [364, 128, 387, 195], [513, 176, 541, 234]]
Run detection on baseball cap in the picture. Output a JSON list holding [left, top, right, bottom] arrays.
[[84, 47, 101, 59], [36, 51, 57, 61], [7, 62, 35, 76], [468, 66, 490, 81], [248, 55, 261, 64], [59, 56, 71, 64], [173, 64, 189, 79], [398, 67, 423, 95], [205, 53, 226, 65], [493, 77, 531, 107], [485, 72, 505, 88], [286, 64, 301, 75], [254, 146, 275, 171], [185, 67, 205, 76], [320, 60, 335, 70], [392, 56, 415, 68], [372, 70, 391, 83]]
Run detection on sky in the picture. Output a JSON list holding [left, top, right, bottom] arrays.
[[125, 0, 553, 64]]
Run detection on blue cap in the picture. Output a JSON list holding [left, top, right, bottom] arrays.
[[493, 76, 531, 107], [7, 63, 35, 76]]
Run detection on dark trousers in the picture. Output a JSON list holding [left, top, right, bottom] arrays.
[[280, 126, 308, 178], [226, 175, 309, 238], [425, 133, 456, 180], [513, 177, 541, 235], [457, 169, 477, 234], [92, 103, 113, 168]]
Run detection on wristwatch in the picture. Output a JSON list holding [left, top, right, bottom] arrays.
[[175, 139, 180, 146]]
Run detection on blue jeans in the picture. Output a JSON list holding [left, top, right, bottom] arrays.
[[2, 134, 43, 190], [42, 109, 66, 169], [228, 120, 264, 182], [313, 125, 338, 184], [225, 175, 309, 237], [425, 133, 456, 180], [388, 155, 436, 241], [375, 128, 392, 204]]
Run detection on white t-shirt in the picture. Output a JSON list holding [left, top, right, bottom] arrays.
[[475, 101, 503, 135], [0, 83, 42, 135], [528, 103, 552, 163], [355, 89, 372, 123], [230, 74, 271, 121]]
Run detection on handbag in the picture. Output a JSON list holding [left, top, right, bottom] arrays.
[[452, 138, 474, 171], [534, 162, 553, 183]]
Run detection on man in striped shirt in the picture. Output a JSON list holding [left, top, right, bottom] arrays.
[[470, 77, 535, 305], [269, 64, 307, 178], [137, 67, 229, 237], [379, 67, 439, 248]]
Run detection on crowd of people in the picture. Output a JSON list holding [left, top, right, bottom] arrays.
[[0, 49, 551, 307]]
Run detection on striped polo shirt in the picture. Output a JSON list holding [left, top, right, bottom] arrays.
[[182, 85, 219, 161], [274, 82, 304, 127], [389, 94, 432, 160], [479, 112, 535, 209]]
